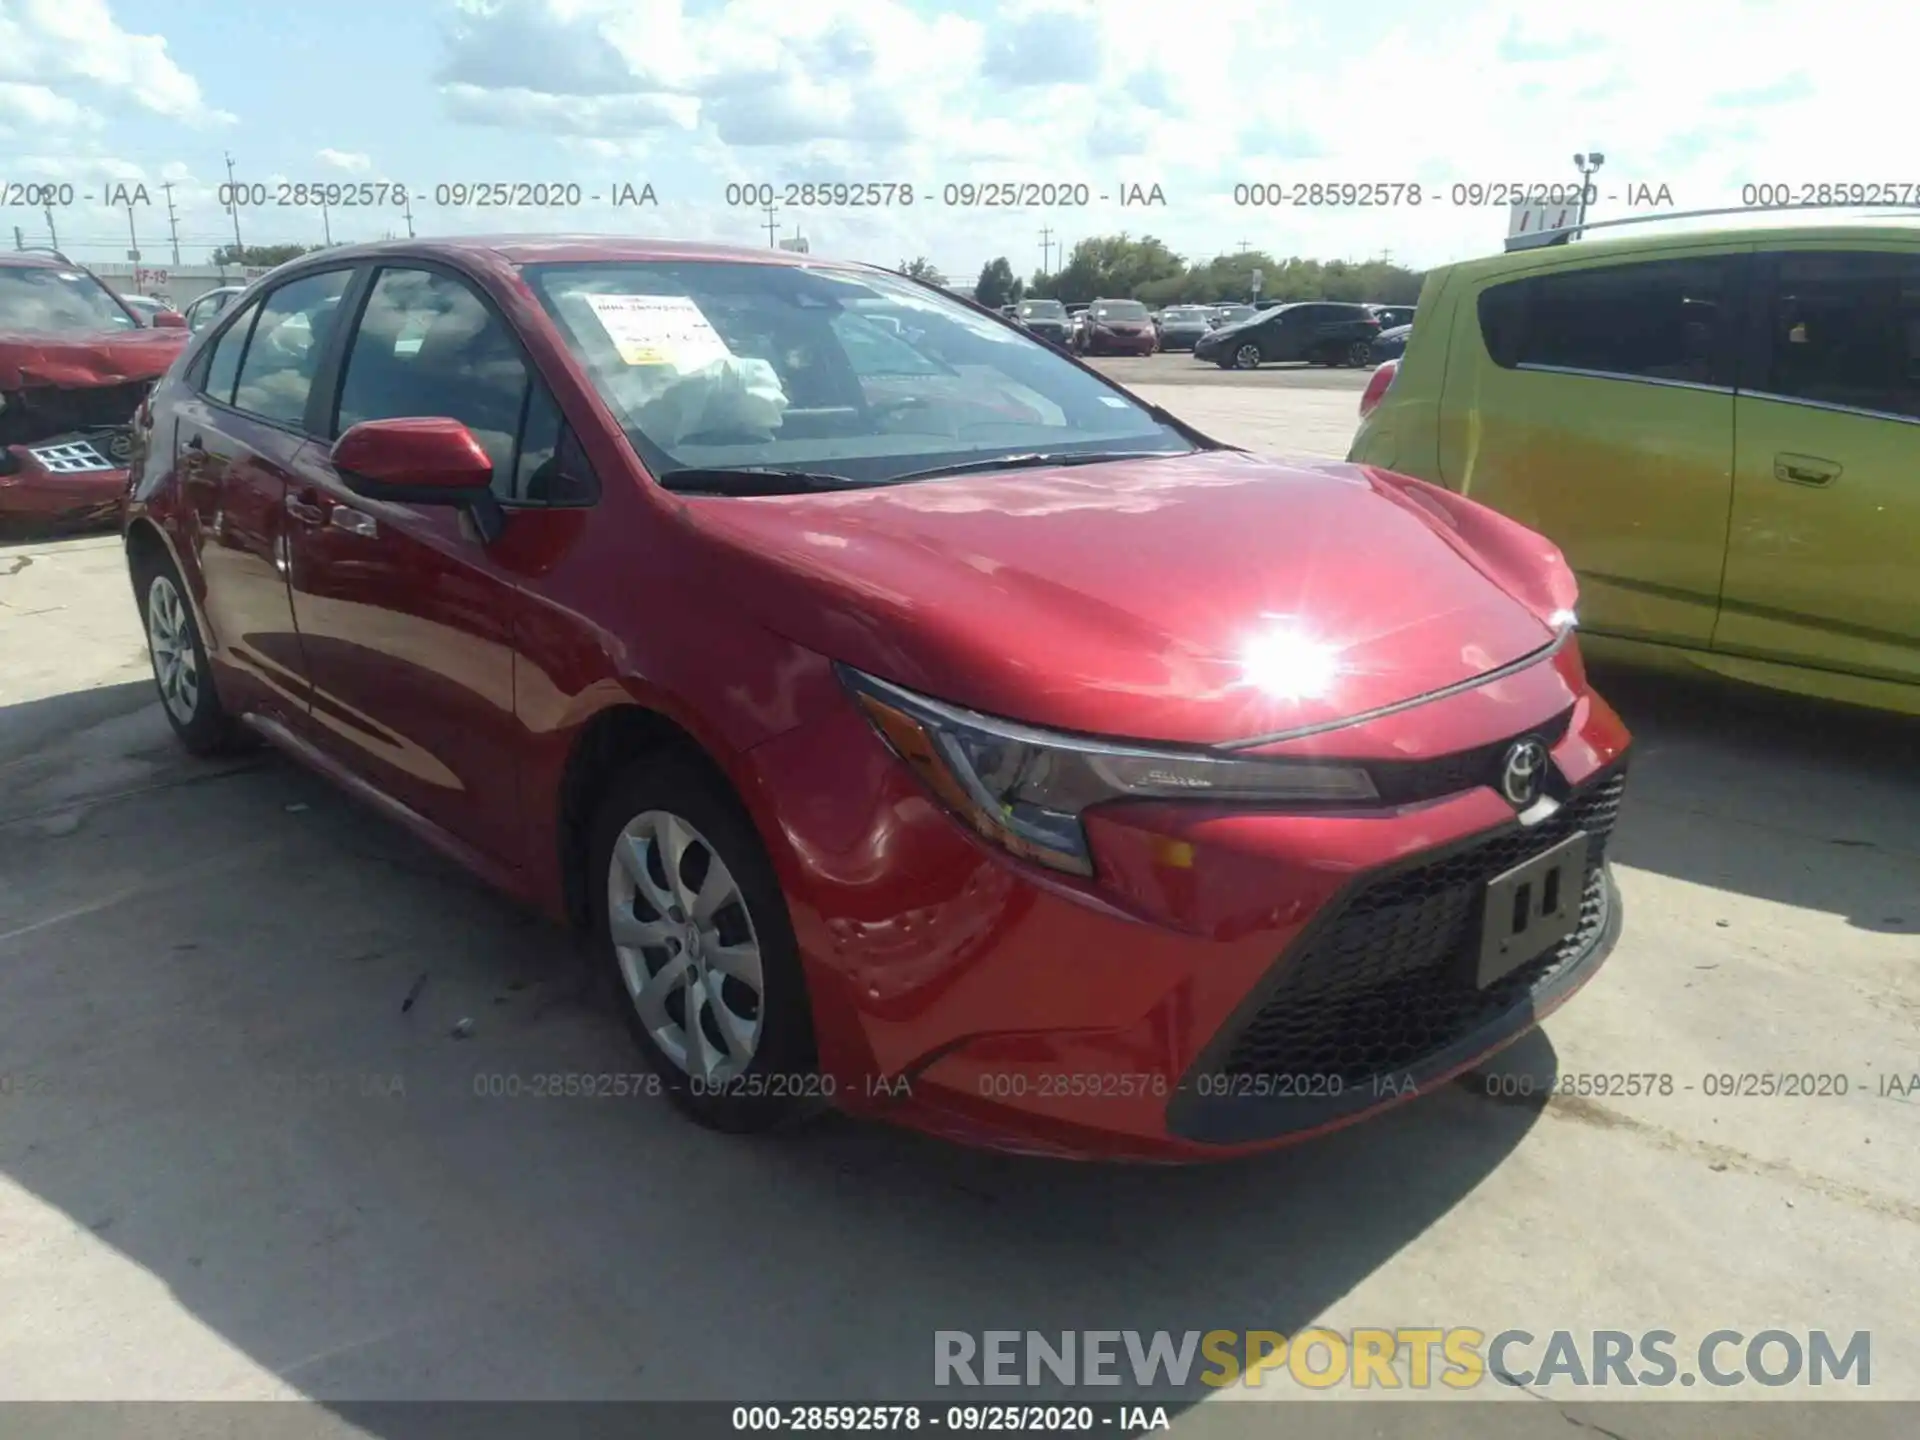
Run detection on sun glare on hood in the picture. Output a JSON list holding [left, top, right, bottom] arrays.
[[1238, 623, 1341, 701]]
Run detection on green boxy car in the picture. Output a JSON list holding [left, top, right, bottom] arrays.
[[1350, 218, 1920, 718]]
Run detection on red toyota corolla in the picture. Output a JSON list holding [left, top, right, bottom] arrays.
[[122, 237, 1629, 1161]]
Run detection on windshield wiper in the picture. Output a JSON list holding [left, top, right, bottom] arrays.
[[890, 449, 1187, 483], [658, 466, 885, 496]]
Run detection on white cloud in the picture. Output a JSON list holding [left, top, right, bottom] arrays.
[[0, 80, 102, 131], [0, 0, 232, 124], [3, 0, 1888, 274]]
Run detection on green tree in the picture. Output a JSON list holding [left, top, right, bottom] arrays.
[[1011, 236, 1426, 307], [974, 257, 1020, 308], [1049, 234, 1186, 304], [210, 243, 323, 268], [897, 256, 946, 285]]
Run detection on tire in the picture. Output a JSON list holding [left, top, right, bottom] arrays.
[[1233, 343, 1263, 370], [135, 548, 248, 756], [587, 753, 821, 1134], [1348, 340, 1374, 367]]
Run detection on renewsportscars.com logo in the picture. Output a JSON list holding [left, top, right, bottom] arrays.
[[934, 1328, 1872, 1391]]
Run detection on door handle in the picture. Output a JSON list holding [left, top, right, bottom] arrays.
[[1773, 453, 1841, 487], [284, 490, 326, 525], [328, 507, 378, 538]]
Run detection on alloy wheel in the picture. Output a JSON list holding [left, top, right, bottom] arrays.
[[1235, 344, 1262, 369], [1349, 340, 1374, 367], [146, 574, 200, 725], [607, 809, 766, 1082]]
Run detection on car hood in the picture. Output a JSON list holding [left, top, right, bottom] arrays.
[[673, 450, 1571, 746], [0, 327, 189, 390]]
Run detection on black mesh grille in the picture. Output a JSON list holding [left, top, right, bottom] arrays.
[[1364, 708, 1574, 806], [1214, 768, 1627, 1085]]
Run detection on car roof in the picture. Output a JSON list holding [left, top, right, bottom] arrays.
[[267, 234, 862, 271], [1456, 217, 1920, 283], [0, 252, 70, 270]]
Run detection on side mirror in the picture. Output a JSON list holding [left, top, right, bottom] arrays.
[[330, 417, 506, 542], [151, 309, 188, 329]]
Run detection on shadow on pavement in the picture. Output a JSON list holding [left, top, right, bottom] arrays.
[[0, 679, 1560, 1427], [1590, 663, 1920, 935]]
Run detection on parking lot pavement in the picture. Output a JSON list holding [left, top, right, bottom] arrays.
[[1, 384, 1917, 1426], [1087, 354, 1372, 459]]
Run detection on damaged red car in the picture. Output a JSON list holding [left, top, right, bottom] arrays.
[[0, 250, 189, 533]]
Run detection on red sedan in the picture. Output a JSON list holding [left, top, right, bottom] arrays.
[[123, 237, 1629, 1161], [1074, 298, 1158, 356]]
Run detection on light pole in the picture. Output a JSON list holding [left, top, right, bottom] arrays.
[[1573, 151, 1605, 237]]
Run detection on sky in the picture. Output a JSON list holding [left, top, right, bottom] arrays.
[[0, 0, 1889, 282]]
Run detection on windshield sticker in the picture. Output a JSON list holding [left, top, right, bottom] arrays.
[[582, 294, 733, 368]]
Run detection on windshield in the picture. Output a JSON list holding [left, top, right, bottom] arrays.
[[1089, 301, 1149, 322], [0, 265, 138, 335], [1163, 308, 1208, 322], [1219, 306, 1259, 324], [1017, 300, 1065, 318], [525, 261, 1194, 486]]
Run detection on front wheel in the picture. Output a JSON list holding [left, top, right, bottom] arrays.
[[137, 553, 247, 756], [588, 755, 822, 1134], [1233, 343, 1263, 370]]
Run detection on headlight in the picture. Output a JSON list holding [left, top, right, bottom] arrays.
[[839, 666, 1378, 876]]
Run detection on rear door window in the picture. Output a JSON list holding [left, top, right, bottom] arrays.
[[1478, 256, 1740, 387], [1757, 250, 1920, 420], [200, 300, 261, 406]]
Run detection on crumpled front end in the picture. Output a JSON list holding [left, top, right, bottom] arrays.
[[0, 377, 152, 528]]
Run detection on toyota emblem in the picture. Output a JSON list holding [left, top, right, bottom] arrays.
[[1499, 738, 1550, 808]]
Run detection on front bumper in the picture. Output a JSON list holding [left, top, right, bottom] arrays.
[[0, 433, 133, 526], [1082, 331, 1156, 355], [746, 664, 1632, 1161]]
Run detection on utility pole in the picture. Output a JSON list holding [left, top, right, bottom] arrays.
[[402, 190, 415, 238], [1038, 225, 1054, 274], [1237, 239, 1250, 254], [13, 226, 23, 251], [124, 194, 140, 261], [43, 205, 58, 251], [1573, 151, 1606, 237], [162, 181, 182, 264], [224, 150, 244, 256], [760, 201, 779, 247], [321, 201, 333, 246]]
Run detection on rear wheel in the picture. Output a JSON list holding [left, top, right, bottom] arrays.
[[1347, 339, 1374, 367], [588, 754, 821, 1134], [135, 551, 248, 756]]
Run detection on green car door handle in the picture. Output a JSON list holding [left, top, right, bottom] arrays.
[[1774, 453, 1842, 487]]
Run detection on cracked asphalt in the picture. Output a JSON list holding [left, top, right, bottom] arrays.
[[1, 369, 1916, 1437]]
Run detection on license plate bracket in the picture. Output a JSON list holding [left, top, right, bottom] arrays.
[[1473, 830, 1590, 988]]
